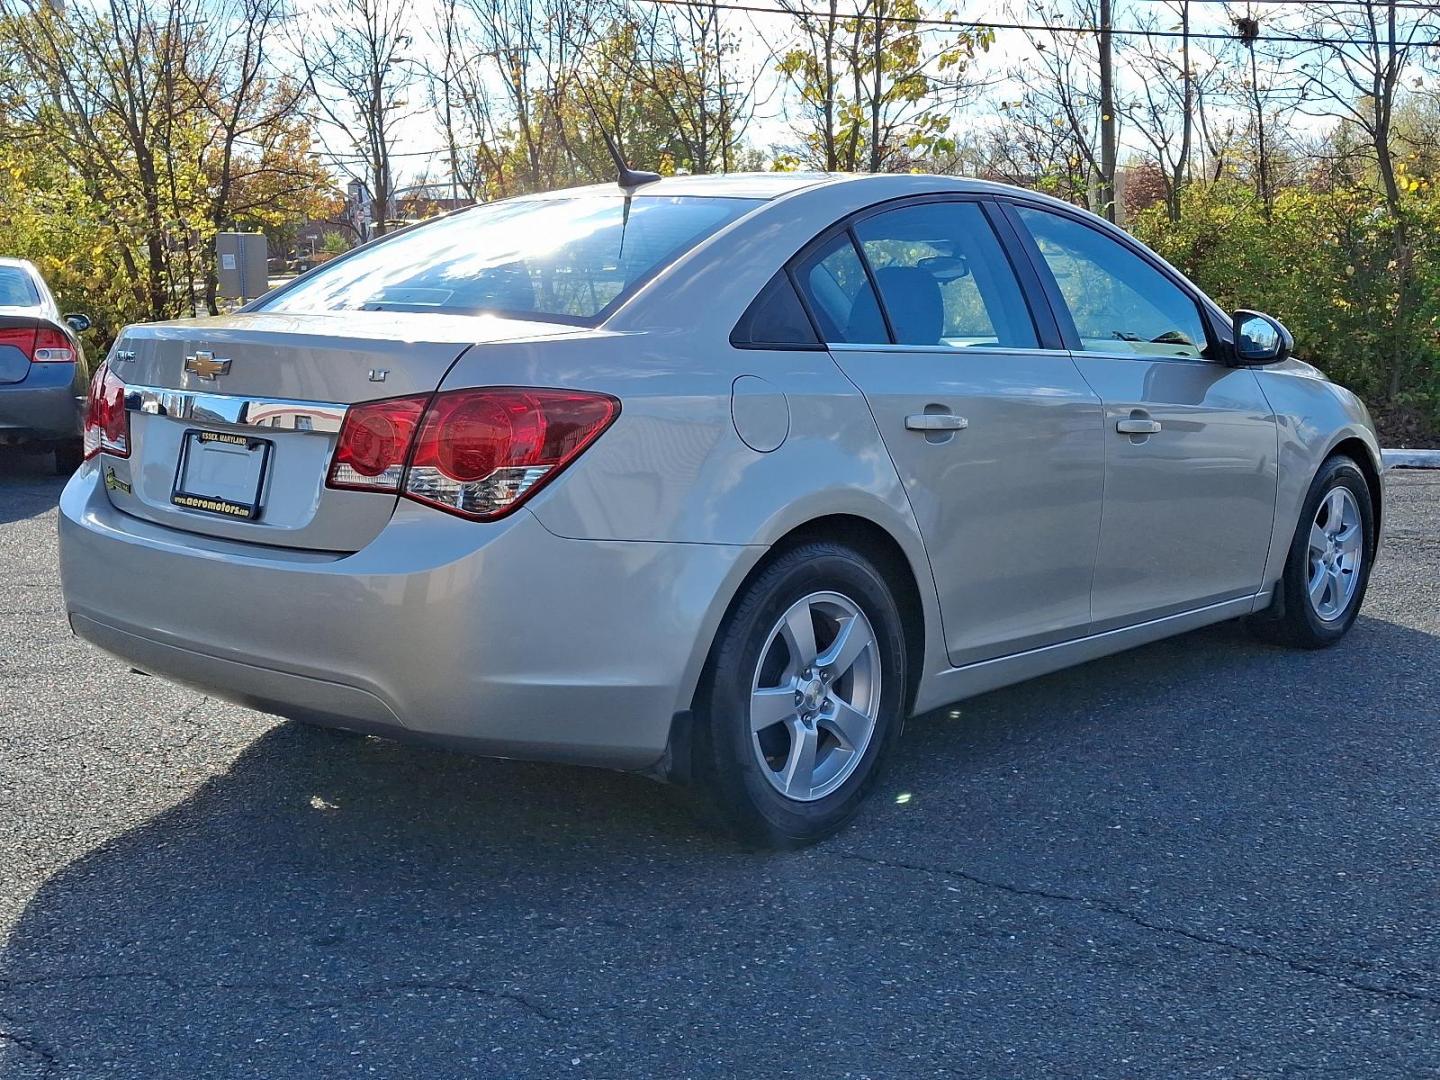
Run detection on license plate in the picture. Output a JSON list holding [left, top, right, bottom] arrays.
[[171, 429, 272, 520]]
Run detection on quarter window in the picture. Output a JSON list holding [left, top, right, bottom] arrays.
[[1015, 206, 1208, 359], [853, 202, 1039, 349], [731, 271, 820, 349]]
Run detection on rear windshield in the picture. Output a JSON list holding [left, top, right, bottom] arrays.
[[0, 267, 39, 308], [259, 195, 758, 324]]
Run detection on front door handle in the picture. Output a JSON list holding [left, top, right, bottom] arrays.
[[1116, 418, 1162, 435], [905, 413, 969, 432]]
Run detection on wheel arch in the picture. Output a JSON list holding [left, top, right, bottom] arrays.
[[659, 512, 934, 785], [762, 515, 928, 716], [1255, 433, 1385, 626], [1326, 435, 1384, 543]]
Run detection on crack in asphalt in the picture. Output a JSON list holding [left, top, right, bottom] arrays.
[[0, 697, 207, 763], [159, 697, 212, 754], [841, 852, 1440, 1007], [0, 1007, 58, 1076], [0, 971, 565, 1025], [279, 980, 563, 1023]]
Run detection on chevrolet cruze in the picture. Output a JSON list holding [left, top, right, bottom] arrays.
[[58, 174, 1383, 846]]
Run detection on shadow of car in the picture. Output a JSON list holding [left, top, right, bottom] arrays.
[[3, 614, 1437, 1076]]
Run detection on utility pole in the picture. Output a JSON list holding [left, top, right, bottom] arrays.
[[870, 0, 884, 172], [1235, 14, 1269, 216], [1098, 0, 1117, 222]]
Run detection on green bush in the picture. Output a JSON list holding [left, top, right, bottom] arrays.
[[1132, 181, 1440, 431]]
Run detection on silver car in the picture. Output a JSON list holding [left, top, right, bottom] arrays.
[[58, 174, 1383, 846], [0, 257, 90, 473]]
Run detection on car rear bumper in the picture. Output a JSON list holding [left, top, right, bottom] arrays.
[[0, 361, 83, 442], [59, 461, 759, 769]]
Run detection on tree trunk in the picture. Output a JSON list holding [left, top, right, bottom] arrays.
[[1171, 0, 1192, 222], [1249, 45, 1271, 217], [1376, 1, 1406, 399], [823, 0, 838, 171], [1097, 0, 1117, 222]]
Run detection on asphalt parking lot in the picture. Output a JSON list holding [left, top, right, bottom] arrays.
[[1, 452, 1437, 1079]]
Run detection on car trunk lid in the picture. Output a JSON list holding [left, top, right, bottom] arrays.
[[99, 311, 587, 550]]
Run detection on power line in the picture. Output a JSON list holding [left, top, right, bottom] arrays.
[[629, 0, 1440, 46], [1133, 0, 1439, 11], [237, 0, 1439, 169], [233, 134, 482, 164]]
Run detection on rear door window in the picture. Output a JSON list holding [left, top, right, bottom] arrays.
[[853, 201, 1039, 349], [792, 233, 888, 344]]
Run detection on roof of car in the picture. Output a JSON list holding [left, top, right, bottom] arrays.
[[518, 171, 1051, 203], [523, 172, 836, 200]]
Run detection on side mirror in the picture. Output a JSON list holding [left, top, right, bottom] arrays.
[[1231, 309, 1292, 366], [64, 313, 92, 334]]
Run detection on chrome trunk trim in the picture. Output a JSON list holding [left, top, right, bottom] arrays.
[[121, 384, 347, 434]]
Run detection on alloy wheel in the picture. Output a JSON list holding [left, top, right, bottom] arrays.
[[749, 591, 881, 802], [1306, 486, 1364, 622]]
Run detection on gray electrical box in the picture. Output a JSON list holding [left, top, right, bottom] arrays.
[[216, 232, 269, 301]]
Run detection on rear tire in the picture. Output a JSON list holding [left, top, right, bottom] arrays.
[[54, 440, 83, 476], [691, 541, 906, 848], [1251, 456, 1374, 648]]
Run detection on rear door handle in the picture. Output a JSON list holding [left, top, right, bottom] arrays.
[[1116, 418, 1162, 435], [905, 413, 968, 432]]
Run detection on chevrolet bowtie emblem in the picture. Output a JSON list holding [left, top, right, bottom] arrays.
[[184, 351, 231, 380]]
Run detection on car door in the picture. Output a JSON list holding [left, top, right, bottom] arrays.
[[1004, 202, 1279, 631], [792, 198, 1106, 667]]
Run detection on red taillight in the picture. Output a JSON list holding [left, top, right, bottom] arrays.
[[405, 388, 618, 520], [0, 326, 75, 363], [324, 386, 619, 520], [82, 362, 129, 461], [0, 328, 35, 357], [326, 394, 427, 491], [32, 327, 75, 362]]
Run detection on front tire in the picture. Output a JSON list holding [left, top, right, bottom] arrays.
[[1253, 456, 1375, 648], [691, 541, 907, 848]]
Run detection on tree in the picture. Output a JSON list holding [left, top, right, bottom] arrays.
[[1097, 0, 1117, 220], [979, 91, 1092, 204], [1291, 0, 1440, 396], [189, 0, 321, 311], [1293, 0, 1438, 218], [0, 0, 334, 331], [297, 0, 414, 236], [1122, 1, 1226, 220], [585, 0, 759, 176], [1016, 0, 1121, 215], [0, 0, 209, 318], [462, 0, 594, 195], [423, 0, 760, 199], [773, 0, 990, 172]]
